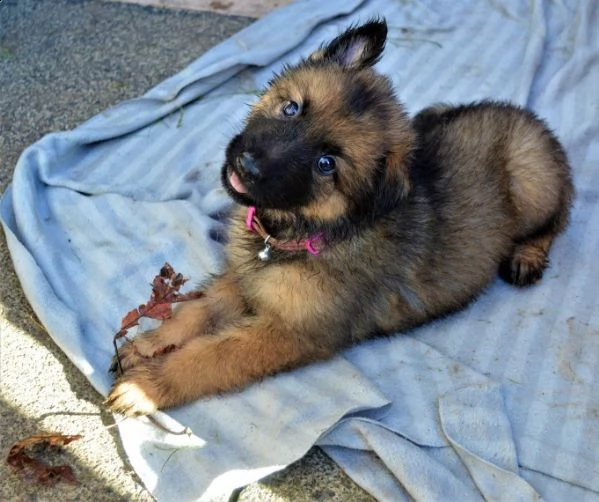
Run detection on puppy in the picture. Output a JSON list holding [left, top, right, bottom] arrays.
[[107, 19, 573, 416]]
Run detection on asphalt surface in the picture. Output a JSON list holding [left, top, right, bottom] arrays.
[[0, 0, 374, 500]]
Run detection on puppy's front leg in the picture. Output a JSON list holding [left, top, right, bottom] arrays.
[[112, 272, 245, 372], [107, 319, 331, 416]]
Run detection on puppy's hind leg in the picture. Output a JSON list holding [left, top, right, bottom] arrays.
[[499, 114, 574, 287]]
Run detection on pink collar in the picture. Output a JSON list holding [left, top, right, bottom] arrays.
[[245, 206, 323, 259]]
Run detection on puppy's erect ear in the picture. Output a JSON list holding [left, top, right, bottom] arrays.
[[309, 19, 387, 70]]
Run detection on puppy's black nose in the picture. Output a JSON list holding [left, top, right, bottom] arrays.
[[236, 152, 260, 178]]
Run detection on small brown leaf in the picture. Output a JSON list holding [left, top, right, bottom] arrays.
[[160, 262, 175, 278], [142, 302, 173, 321], [7, 433, 82, 486], [120, 309, 141, 330], [112, 263, 204, 373]]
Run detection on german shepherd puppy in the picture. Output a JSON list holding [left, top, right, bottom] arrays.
[[107, 19, 573, 416]]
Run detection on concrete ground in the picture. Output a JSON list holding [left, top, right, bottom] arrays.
[[107, 0, 294, 18], [0, 0, 374, 500]]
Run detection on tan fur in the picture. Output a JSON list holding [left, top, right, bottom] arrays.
[[107, 21, 573, 416], [299, 178, 348, 221]]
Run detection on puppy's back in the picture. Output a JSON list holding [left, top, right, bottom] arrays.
[[412, 101, 573, 288]]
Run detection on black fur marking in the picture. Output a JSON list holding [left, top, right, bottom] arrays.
[[498, 256, 548, 287], [346, 80, 381, 116], [319, 142, 344, 158], [300, 97, 310, 116], [368, 157, 405, 219]]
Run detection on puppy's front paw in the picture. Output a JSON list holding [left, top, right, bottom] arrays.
[[106, 369, 162, 416], [110, 340, 146, 374], [110, 339, 179, 374]]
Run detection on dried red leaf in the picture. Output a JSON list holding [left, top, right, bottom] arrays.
[[140, 301, 173, 321], [7, 433, 82, 486], [160, 262, 175, 278], [112, 263, 204, 372], [120, 309, 141, 330]]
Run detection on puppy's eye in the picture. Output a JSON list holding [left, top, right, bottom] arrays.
[[317, 155, 336, 175], [282, 100, 300, 117]]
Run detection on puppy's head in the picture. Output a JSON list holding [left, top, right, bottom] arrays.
[[222, 19, 414, 227]]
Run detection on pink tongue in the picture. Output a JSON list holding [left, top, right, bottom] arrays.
[[229, 171, 248, 194]]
